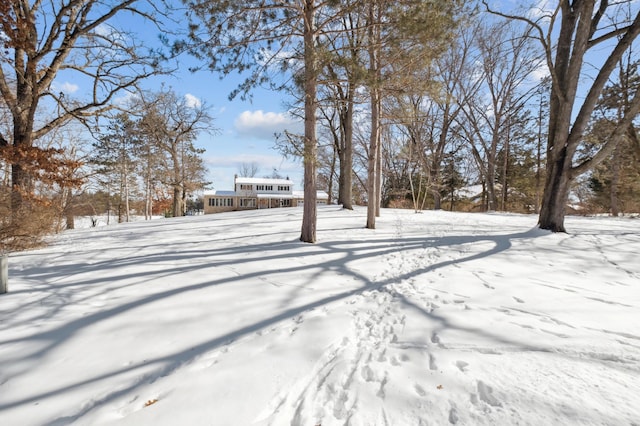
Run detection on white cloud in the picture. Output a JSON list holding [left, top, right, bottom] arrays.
[[52, 81, 79, 94], [184, 93, 202, 108], [530, 63, 550, 81], [527, 0, 555, 22], [256, 47, 301, 70], [113, 91, 140, 107], [234, 110, 302, 139]]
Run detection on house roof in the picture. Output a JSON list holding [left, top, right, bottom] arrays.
[[235, 177, 294, 185], [292, 190, 329, 199], [206, 190, 236, 196]]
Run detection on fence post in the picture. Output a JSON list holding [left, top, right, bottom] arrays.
[[0, 255, 7, 294]]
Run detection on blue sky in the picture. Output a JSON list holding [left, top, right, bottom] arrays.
[[49, 5, 305, 193], [134, 4, 306, 192], [47, 0, 636, 194], [157, 65, 305, 192]]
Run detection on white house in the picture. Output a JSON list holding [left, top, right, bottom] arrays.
[[203, 176, 329, 214]]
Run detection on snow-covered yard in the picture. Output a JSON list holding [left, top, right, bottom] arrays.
[[1, 207, 638, 425]]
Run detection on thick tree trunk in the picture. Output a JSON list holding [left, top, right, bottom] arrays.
[[300, 0, 318, 243], [172, 186, 182, 218], [66, 213, 75, 230], [538, 146, 573, 232], [11, 109, 34, 220]]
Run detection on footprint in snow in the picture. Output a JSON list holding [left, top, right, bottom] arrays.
[[429, 353, 438, 370], [513, 296, 525, 303], [455, 360, 469, 372], [474, 380, 502, 407], [449, 406, 459, 424]]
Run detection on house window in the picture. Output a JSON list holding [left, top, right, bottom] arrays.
[[280, 199, 291, 207], [278, 185, 290, 191], [240, 184, 252, 190], [209, 197, 234, 207], [265, 185, 273, 191], [256, 185, 265, 191], [240, 198, 256, 207]]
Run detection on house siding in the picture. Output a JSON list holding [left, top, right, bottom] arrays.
[[203, 176, 327, 214]]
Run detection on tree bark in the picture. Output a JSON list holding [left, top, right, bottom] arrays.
[[338, 86, 355, 210], [300, 0, 318, 243], [366, 0, 381, 229]]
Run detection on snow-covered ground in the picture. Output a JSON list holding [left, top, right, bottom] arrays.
[[1, 207, 638, 426]]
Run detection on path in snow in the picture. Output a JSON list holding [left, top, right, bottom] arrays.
[[253, 210, 640, 425]]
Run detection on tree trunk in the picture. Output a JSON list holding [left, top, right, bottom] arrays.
[[431, 165, 442, 210], [366, 0, 380, 229], [66, 212, 75, 230], [124, 160, 131, 222], [501, 128, 510, 211], [538, 146, 573, 232], [366, 89, 379, 229], [11, 108, 34, 220], [338, 87, 354, 210], [375, 135, 382, 216], [610, 144, 620, 216], [327, 148, 336, 205], [300, 0, 318, 243]]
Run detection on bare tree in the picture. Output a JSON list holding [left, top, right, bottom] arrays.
[[485, 0, 640, 232], [136, 89, 214, 218], [92, 113, 139, 223], [238, 162, 260, 178], [460, 20, 541, 212], [0, 0, 170, 225]]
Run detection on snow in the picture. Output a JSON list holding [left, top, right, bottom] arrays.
[[1, 207, 639, 426]]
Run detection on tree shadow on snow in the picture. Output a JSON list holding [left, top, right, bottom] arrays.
[[0, 214, 551, 422]]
